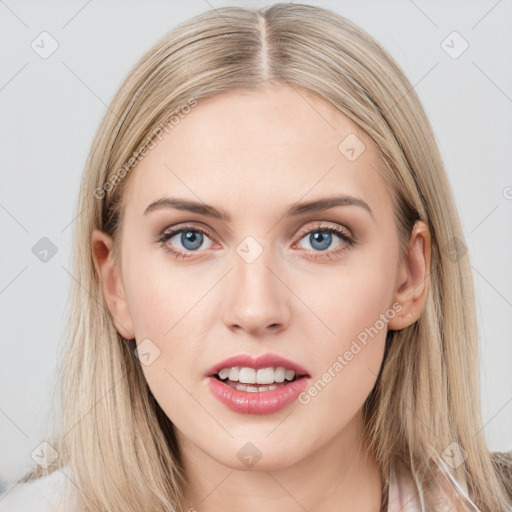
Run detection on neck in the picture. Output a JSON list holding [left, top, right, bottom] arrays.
[[177, 410, 383, 512]]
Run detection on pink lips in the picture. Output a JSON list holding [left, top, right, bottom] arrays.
[[205, 352, 311, 415]]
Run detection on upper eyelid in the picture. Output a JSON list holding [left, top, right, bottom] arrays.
[[161, 222, 215, 238], [295, 221, 352, 238], [160, 221, 353, 245]]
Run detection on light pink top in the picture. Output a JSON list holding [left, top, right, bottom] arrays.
[[387, 456, 482, 511]]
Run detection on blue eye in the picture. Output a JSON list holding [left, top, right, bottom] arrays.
[[176, 230, 205, 251], [158, 227, 213, 258], [157, 223, 356, 260], [304, 231, 334, 251], [295, 226, 355, 259]]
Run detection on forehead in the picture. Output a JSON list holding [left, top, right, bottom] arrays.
[[123, 85, 390, 221]]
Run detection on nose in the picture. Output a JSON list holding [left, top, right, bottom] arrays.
[[221, 246, 292, 336]]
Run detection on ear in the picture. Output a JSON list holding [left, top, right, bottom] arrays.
[[388, 220, 432, 331], [90, 229, 135, 340]]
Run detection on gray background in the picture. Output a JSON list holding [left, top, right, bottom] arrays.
[[1, 0, 511, 486]]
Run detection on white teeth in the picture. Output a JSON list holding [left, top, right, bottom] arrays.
[[228, 367, 239, 381], [218, 368, 230, 380], [274, 367, 286, 383], [238, 367, 256, 384], [256, 368, 275, 384], [285, 369, 295, 381], [232, 382, 280, 392], [216, 366, 297, 384]]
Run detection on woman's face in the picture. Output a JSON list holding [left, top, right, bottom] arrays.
[[93, 84, 427, 472]]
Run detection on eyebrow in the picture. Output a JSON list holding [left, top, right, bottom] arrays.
[[144, 195, 373, 221]]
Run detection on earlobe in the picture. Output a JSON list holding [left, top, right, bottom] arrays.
[[388, 220, 431, 331], [90, 229, 135, 340]]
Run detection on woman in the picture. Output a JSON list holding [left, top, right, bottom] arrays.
[[1, 3, 511, 511]]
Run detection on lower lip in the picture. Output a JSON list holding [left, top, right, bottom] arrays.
[[207, 376, 310, 414]]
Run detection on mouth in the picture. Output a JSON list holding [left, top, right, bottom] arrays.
[[206, 355, 312, 414], [212, 366, 306, 393], [205, 352, 310, 394]]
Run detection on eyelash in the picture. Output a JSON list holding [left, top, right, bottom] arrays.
[[157, 223, 357, 261]]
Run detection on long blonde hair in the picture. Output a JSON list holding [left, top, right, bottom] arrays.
[[24, 3, 511, 510]]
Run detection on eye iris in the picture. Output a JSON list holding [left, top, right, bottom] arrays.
[[310, 231, 332, 251], [182, 231, 203, 250]]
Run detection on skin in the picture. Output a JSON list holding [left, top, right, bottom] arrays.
[[92, 84, 431, 512]]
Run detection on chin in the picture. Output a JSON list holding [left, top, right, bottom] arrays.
[[208, 439, 307, 472]]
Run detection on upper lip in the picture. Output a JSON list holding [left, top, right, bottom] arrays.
[[206, 353, 310, 378]]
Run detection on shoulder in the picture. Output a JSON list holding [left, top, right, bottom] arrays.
[[0, 467, 76, 512]]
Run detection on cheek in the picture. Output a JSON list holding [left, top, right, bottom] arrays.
[[125, 267, 200, 363], [300, 243, 396, 407], [316, 245, 397, 341], [122, 239, 190, 337], [298, 276, 389, 435], [120, 244, 210, 413]]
